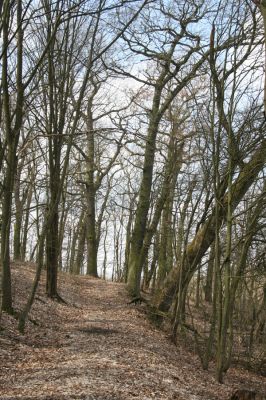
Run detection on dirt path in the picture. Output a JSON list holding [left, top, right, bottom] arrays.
[[0, 264, 265, 400]]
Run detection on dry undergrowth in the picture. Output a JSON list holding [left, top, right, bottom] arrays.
[[0, 263, 265, 400]]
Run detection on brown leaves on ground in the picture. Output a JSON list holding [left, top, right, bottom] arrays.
[[0, 263, 265, 400]]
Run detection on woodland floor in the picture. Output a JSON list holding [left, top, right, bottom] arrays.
[[0, 263, 265, 400]]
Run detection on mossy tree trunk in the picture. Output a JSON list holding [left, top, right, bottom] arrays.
[[156, 138, 266, 315], [157, 127, 184, 288]]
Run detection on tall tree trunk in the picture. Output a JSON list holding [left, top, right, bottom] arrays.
[[21, 181, 33, 261], [74, 217, 86, 275], [13, 183, 23, 261], [204, 243, 215, 303], [86, 102, 98, 277], [216, 156, 233, 383], [13, 162, 28, 260], [143, 233, 159, 291], [127, 106, 161, 296], [46, 191, 59, 297], [58, 194, 69, 271], [127, 119, 183, 295], [102, 220, 108, 280], [157, 140, 183, 289], [1, 0, 24, 313], [1, 148, 16, 312], [123, 198, 135, 282], [157, 134, 181, 288]]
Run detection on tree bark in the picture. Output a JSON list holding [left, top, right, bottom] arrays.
[[86, 105, 98, 277], [1, 0, 24, 313], [127, 103, 161, 295], [156, 139, 266, 315]]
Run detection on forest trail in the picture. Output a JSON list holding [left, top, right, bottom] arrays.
[[0, 264, 265, 400]]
